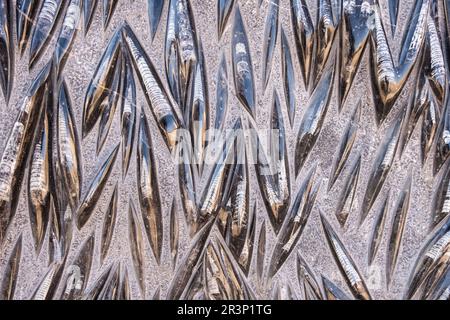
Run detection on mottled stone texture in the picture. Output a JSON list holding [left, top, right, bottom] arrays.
[[0, 0, 442, 300]]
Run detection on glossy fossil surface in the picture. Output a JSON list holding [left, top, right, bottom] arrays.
[[0, 0, 446, 300]]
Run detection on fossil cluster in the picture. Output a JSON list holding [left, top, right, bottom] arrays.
[[0, 0, 449, 300]]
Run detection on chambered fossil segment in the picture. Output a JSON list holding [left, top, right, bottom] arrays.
[[0, 0, 449, 301]]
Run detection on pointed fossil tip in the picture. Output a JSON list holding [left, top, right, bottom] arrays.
[[375, 113, 384, 127], [327, 177, 335, 192], [4, 90, 11, 106], [404, 171, 413, 188], [337, 215, 347, 228], [100, 251, 107, 267], [404, 288, 415, 301], [197, 163, 204, 178], [19, 43, 27, 58], [17, 233, 23, 245], [81, 127, 89, 140], [321, 275, 331, 287], [87, 231, 95, 243], [152, 286, 160, 300], [397, 136, 407, 157], [217, 26, 223, 41], [318, 208, 328, 225], [103, 17, 110, 31], [233, 117, 243, 130], [390, 24, 396, 37], [76, 217, 84, 231], [121, 20, 131, 30], [358, 208, 367, 228], [35, 226, 49, 257], [433, 159, 442, 177], [386, 271, 393, 290], [296, 251, 305, 266], [127, 197, 134, 213], [352, 100, 362, 119], [96, 142, 102, 157], [421, 150, 429, 167], [368, 250, 376, 266], [234, 4, 242, 19], [261, 69, 269, 93], [29, 49, 39, 71], [265, 264, 276, 287], [154, 252, 161, 266], [150, 29, 158, 42], [294, 163, 300, 179], [171, 197, 177, 211], [429, 218, 439, 233], [111, 143, 121, 159], [337, 99, 344, 114]]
